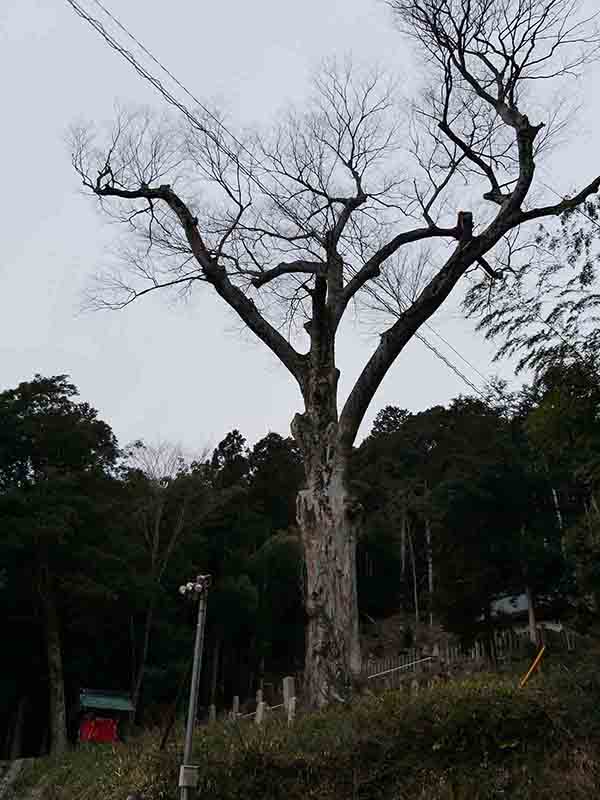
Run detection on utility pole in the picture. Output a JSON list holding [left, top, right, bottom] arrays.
[[178, 574, 211, 800]]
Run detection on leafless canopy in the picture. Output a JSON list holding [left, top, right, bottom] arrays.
[[393, 0, 599, 212], [126, 440, 189, 485], [72, 0, 600, 446]]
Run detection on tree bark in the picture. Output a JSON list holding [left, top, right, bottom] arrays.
[[290, 273, 364, 708], [293, 409, 361, 707], [40, 574, 68, 756]]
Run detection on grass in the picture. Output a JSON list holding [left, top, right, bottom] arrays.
[[12, 653, 600, 800]]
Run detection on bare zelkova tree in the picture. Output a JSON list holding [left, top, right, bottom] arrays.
[[71, 0, 600, 706]]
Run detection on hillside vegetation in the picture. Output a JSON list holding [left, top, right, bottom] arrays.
[[12, 651, 600, 800], [5, 362, 600, 758]]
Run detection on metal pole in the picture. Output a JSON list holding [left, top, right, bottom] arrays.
[[180, 577, 209, 800]]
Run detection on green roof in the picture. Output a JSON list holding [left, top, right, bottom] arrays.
[[79, 689, 135, 712]]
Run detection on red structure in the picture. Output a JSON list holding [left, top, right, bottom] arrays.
[[79, 715, 118, 743], [77, 689, 135, 745]]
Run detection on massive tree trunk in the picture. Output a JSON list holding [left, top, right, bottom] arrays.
[[295, 443, 361, 707], [292, 350, 362, 707], [40, 572, 68, 756]]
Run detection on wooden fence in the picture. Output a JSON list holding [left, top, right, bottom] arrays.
[[206, 625, 578, 725], [364, 625, 578, 692], [211, 677, 297, 727]]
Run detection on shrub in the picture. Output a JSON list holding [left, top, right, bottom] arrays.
[[14, 656, 600, 800]]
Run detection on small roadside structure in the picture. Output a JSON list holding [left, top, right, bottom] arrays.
[[78, 689, 135, 744]]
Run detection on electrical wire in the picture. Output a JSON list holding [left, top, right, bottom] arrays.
[[412, 333, 488, 399], [64, 0, 301, 225], [64, 0, 517, 404]]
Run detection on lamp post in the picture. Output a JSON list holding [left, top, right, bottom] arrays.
[[178, 574, 211, 800]]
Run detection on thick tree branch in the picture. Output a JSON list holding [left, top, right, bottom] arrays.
[[249, 260, 325, 288], [329, 192, 368, 248], [394, 1, 579, 217], [443, 49, 544, 213], [436, 58, 507, 205], [438, 120, 506, 204], [506, 120, 545, 212], [334, 222, 460, 324], [94, 181, 307, 388], [517, 175, 600, 222], [324, 193, 369, 309], [338, 237, 482, 447], [477, 255, 501, 279]]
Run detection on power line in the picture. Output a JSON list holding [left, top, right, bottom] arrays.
[[68, 0, 501, 401], [65, 0, 598, 396], [396, 288, 504, 398], [423, 320, 493, 386], [64, 0, 300, 225], [64, 0, 506, 403], [87, 0, 266, 175], [413, 333, 488, 399], [353, 265, 495, 399]]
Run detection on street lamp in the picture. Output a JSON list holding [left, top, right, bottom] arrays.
[[178, 574, 211, 800]]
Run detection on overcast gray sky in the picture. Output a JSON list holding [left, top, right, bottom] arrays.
[[2, 0, 599, 454]]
